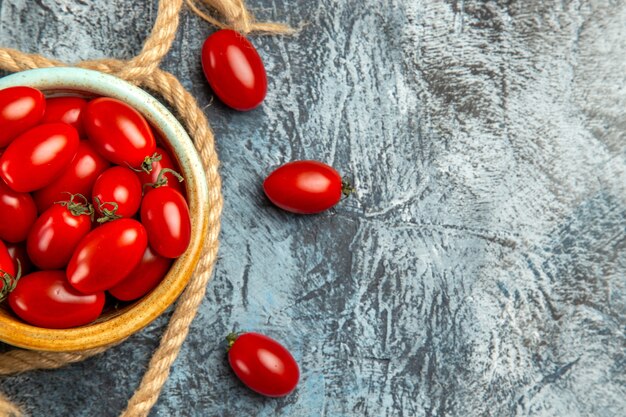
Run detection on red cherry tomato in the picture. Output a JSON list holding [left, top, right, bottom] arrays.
[[0, 240, 19, 301], [32, 140, 110, 213], [0, 178, 37, 242], [27, 200, 93, 270], [0, 240, 16, 278], [84, 97, 156, 167], [136, 147, 184, 195], [92, 166, 143, 219], [263, 160, 350, 214], [201, 29, 267, 111], [227, 332, 300, 397], [4, 241, 32, 275], [8, 271, 105, 329], [41, 97, 88, 137], [108, 246, 172, 301], [67, 218, 147, 293], [0, 122, 80, 192], [0, 86, 45, 148], [140, 187, 191, 258]]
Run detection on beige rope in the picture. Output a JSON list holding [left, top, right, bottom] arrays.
[[0, 0, 287, 415]]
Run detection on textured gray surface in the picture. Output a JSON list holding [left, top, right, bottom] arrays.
[[0, 0, 625, 416]]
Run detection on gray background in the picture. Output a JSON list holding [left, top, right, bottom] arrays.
[[1, 0, 625, 416]]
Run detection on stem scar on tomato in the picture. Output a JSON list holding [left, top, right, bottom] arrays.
[[143, 167, 184, 191], [93, 196, 122, 224], [225, 331, 244, 351], [0, 259, 21, 302], [341, 179, 356, 198]]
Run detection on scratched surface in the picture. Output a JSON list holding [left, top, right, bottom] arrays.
[[0, 0, 625, 416]]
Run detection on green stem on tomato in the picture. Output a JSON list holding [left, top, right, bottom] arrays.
[[55, 193, 94, 219], [341, 179, 356, 197], [144, 168, 185, 191], [94, 196, 122, 224], [226, 332, 240, 351], [0, 259, 21, 303], [140, 152, 163, 174]]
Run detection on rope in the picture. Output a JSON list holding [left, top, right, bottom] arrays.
[[0, 0, 286, 415]]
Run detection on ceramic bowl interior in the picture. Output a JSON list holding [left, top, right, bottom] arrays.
[[0, 67, 209, 351]]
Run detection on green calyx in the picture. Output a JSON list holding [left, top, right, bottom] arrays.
[[144, 168, 185, 191], [0, 260, 21, 303], [56, 193, 95, 220], [94, 196, 122, 224]]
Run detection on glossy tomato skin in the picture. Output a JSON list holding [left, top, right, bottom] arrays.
[[27, 204, 92, 270], [84, 97, 156, 167], [8, 271, 105, 329], [4, 241, 32, 275], [0, 240, 16, 278], [41, 97, 88, 137], [0, 86, 46, 148], [92, 166, 143, 218], [140, 187, 191, 258], [67, 218, 147, 293], [0, 122, 80, 192], [33, 140, 110, 213], [0, 178, 37, 242], [263, 161, 343, 214], [136, 147, 184, 195], [201, 29, 267, 111], [228, 332, 300, 397], [108, 246, 172, 301]]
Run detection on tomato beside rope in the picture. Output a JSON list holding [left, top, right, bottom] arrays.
[[227, 332, 300, 397]]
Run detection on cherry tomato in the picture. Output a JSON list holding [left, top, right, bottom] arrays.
[[0, 240, 16, 278], [227, 332, 300, 397], [41, 97, 88, 137], [0, 86, 45, 148], [263, 160, 351, 214], [0, 122, 80, 192], [108, 246, 172, 301], [0, 240, 18, 301], [27, 199, 93, 270], [67, 218, 147, 293], [201, 29, 267, 111], [32, 140, 110, 213], [4, 241, 32, 275], [136, 147, 184, 195], [8, 271, 105, 329], [0, 178, 37, 242], [92, 166, 143, 219], [84, 97, 156, 167], [140, 187, 191, 258]]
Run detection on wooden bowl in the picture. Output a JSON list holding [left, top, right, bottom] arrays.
[[0, 67, 209, 351]]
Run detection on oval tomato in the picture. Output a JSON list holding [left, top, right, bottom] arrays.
[[8, 271, 105, 329], [0, 86, 45, 148], [41, 97, 88, 137], [0, 122, 80, 192], [0, 240, 18, 301], [84, 97, 156, 167], [140, 187, 191, 258], [108, 246, 172, 301], [227, 332, 300, 397], [0, 240, 16, 278], [201, 29, 267, 111], [67, 218, 147, 293], [92, 166, 143, 220], [263, 160, 351, 214], [0, 178, 37, 242], [32, 140, 110, 213], [4, 241, 32, 275], [136, 147, 184, 195], [27, 200, 93, 270]]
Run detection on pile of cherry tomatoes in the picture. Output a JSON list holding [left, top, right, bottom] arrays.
[[0, 86, 191, 329]]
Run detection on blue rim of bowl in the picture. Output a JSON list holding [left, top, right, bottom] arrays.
[[0, 67, 210, 351]]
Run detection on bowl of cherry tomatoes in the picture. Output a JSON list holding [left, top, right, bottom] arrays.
[[0, 67, 209, 351]]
